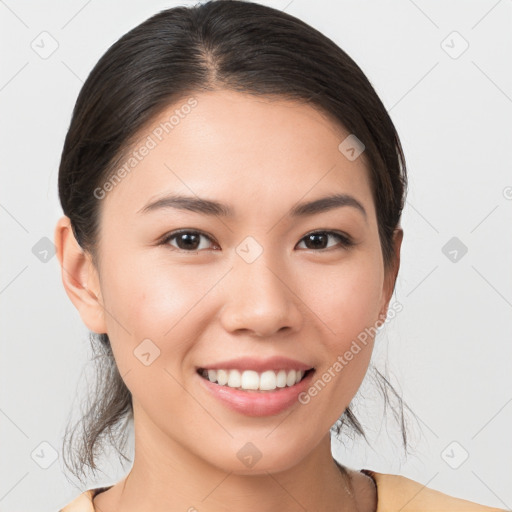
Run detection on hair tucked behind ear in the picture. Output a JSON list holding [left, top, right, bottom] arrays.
[[58, 0, 416, 484]]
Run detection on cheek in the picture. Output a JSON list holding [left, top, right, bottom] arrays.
[[99, 252, 227, 367], [97, 256, 214, 406], [102, 251, 206, 328], [307, 252, 384, 345], [301, 251, 383, 395]]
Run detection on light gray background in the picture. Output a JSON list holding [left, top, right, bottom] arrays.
[[1, 1, 511, 510]]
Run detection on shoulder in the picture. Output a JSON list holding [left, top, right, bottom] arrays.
[[365, 469, 508, 512], [58, 473, 508, 512], [59, 486, 110, 512]]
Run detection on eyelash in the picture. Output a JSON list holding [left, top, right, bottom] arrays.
[[158, 229, 355, 253]]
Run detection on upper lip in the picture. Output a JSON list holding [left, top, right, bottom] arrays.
[[197, 356, 314, 373]]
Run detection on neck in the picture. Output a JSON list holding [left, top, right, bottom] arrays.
[[97, 403, 359, 512]]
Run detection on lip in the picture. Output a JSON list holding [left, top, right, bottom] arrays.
[[196, 356, 314, 373], [197, 367, 316, 417]]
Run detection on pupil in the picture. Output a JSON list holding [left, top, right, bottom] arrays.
[[179, 233, 199, 250], [307, 233, 326, 249]]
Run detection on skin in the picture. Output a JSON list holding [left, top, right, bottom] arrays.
[[55, 89, 402, 511]]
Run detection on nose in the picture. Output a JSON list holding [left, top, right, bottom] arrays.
[[219, 255, 303, 338]]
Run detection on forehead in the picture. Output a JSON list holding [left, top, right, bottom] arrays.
[[101, 89, 375, 222]]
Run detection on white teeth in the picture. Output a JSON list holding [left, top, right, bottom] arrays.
[[241, 370, 260, 390], [276, 369, 287, 388], [259, 370, 277, 390], [201, 368, 307, 391], [227, 369, 241, 388], [216, 369, 228, 386], [286, 369, 297, 387]]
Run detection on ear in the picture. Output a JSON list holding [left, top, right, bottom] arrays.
[[378, 227, 403, 321], [54, 216, 107, 334]]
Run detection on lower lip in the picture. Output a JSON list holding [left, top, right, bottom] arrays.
[[197, 369, 315, 417]]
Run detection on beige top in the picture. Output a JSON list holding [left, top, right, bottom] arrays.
[[59, 469, 507, 511]]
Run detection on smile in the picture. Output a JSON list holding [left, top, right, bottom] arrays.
[[197, 368, 315, 392]]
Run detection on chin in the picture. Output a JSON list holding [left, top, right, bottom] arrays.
[[202, 439, 310, 476]]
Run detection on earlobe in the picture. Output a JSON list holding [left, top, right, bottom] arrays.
[[54, 216, 107, 334]]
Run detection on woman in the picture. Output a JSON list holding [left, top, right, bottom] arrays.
[[54, 1, 506, 510]]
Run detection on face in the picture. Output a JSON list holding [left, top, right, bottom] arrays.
[[73, 90, 399, 474]]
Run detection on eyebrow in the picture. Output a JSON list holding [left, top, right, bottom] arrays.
[[138, 193, 367, 221]]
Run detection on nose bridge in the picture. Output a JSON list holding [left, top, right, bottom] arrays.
[[219, 240, 302, 336]]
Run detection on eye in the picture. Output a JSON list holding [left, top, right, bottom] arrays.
[[159, 229, 354, 253], [296, 230, 354, 251], [160, 230, 218, 252]]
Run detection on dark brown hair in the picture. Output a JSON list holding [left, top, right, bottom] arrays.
[[58, 0, 413, 485]]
